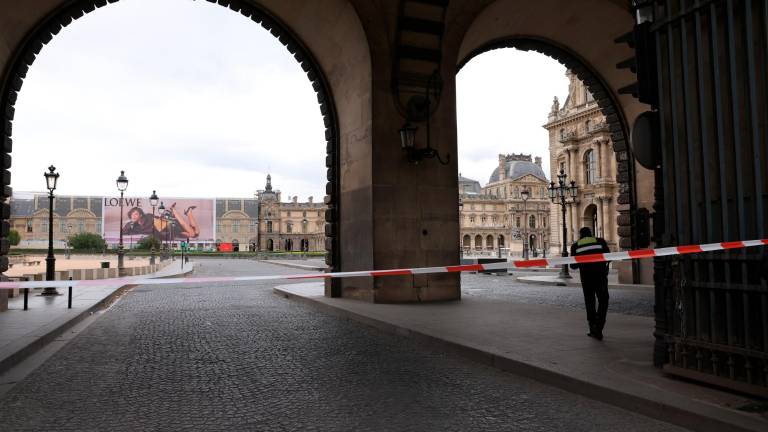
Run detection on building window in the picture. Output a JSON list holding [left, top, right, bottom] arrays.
[[302, 220, 307, 233], [585, 150, 597, 184], [543, 218, 547, 228], [559, 128, 565, 139], [41, 220, 48, 234], [267, 221, 273, 233], [233, 220, 240, 233], [250, 220, 258, 233], [481, 215, 487, 224], [585, 119, 591, 132], [529, 215, 536, 229], [317, 211, 321, 217], [286, 222, 292, 233], [60, 220, 67, 232], [469, 216, 475, 224], [96, 222, 102, 234], [26, 219, 33, 233], [303, 211, 307, 217], [516, 217, 521, 228], [78, 219, 85, 233]]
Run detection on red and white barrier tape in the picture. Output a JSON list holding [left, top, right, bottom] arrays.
[[1, 239, 766, 290]]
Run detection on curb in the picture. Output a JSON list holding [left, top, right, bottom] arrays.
[[0, 264, 195, 374], [516, 276, 654, 291], [261, 260, 326, 272], [273, 286, 765, 432]]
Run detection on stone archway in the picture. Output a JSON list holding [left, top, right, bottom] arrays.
[[0, 0, 373, 299], [456, 38, 636, 258]]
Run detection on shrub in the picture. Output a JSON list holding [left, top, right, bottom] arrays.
[[135, 235, 162, 250], [69, 232, 106, 251], [8, 229, 20, 246]]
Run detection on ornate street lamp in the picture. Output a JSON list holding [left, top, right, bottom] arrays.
[[116, 170, 128, 276], [42, 165, 60, 296], [149, 190, 159, 265], [521, 187, 530, 259], [548, 169, 578, 278]]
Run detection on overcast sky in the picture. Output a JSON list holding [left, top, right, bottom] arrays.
[[12, 0, 567, 201]]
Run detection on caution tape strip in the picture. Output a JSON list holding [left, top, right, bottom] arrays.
[[1, 239, 766, 290]]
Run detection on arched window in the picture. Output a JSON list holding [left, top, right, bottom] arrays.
[[474, 235, 483, 249], [486, 235, 494, 250], [529, 215, 536, 229], [584, 150, 597, 184], [266, 221, 273, 233], [462, 235, 471, 248]]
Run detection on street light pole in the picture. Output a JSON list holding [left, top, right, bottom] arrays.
[[548, 169, 578, 279], [521, 188, 530, 259], [149, 190, 158, 266], [116, 171, 129, 276], [42, 165, 60, 296]]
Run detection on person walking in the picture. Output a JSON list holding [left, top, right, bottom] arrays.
[[570, 227, 611, 340]]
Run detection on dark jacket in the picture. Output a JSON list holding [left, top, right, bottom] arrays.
[[569, 236, 610, 276]]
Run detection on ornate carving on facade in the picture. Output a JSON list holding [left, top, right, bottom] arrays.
[[545, 70, 619, 251]]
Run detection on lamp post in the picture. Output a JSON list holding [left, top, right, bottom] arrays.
[[168, 220, 175, 261], [116, 171, 129, 276], [65, 224, 72, 259], [158, 202, 166, 260], [521, 187, 530, 259], [548, 169, 578, 279], [42, 165, 60, 296], [149, 190, 158, 265]]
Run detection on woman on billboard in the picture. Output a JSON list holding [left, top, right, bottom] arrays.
[[156, 203, 200, 240], [122, 207, 156, 236]]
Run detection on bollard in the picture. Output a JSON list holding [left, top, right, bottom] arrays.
[[23, 287, 28, 311], [68, 276, 72, 309]]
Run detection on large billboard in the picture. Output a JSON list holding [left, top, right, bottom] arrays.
[[103, 197, 215, 244]]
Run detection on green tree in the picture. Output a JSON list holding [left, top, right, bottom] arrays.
[[69, 232, 106, 251], [135, 235, 162, 251], [7, 229, 20, 246]]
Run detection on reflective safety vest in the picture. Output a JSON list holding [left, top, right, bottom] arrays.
[[575, 237, 603, 255], [570, 236, 610, 273]]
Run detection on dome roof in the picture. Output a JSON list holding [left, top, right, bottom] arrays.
[[489, 160, 547, 183]]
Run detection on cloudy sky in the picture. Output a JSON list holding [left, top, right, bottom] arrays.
[[12, 0, 567, 201]]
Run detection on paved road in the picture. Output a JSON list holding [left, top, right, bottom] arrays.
[[462, 272, 654, 317], [0, 259, 680, 431]]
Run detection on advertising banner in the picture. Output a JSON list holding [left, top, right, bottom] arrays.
[[102, 197, 215, 244]]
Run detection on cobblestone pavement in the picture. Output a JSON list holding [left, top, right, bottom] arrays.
[[0, 259, 681, 431], [462, 272, 654, 317]]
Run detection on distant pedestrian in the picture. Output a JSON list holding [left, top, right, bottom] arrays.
[[570, 227, 611, 340]]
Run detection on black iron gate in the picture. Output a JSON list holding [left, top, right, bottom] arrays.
[[638, 0, 768, 396]]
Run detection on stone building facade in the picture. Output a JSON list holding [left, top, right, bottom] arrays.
[[256, 175, 325, 253], [9, 175, 326, 253], [9, 193, 102, 248], [545, 70, 618, 251], [459, 154, 551, 257]]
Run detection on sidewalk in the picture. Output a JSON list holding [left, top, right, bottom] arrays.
[[0, 260, 195, 373], [274, 282, 767, 432]]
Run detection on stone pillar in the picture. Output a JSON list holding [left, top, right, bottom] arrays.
[[598, 197, 606, 238], [603, 139, 612, 182], [596, 141, 603, 180]]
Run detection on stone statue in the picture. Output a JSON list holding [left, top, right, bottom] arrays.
[[551, 96, 560, 113]]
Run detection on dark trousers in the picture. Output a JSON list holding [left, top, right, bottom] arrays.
[[581, 275, 609, 330]]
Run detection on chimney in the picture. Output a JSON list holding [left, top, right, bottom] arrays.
[[293, 196, 298, 204], [535, 156, 542, 167], [498, 154, 506, 181], [308, 196, 313, 204]]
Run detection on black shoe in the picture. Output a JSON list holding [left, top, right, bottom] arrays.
[[587, 331, 603, 341]]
